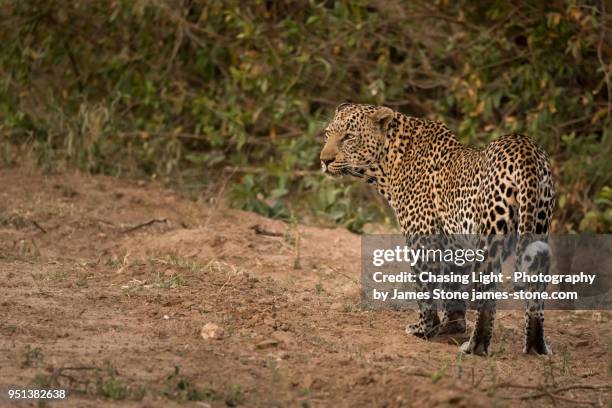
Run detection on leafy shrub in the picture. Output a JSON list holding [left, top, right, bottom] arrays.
[[0, 0, 610, 232]]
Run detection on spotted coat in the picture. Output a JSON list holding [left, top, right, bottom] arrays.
[[320, 103, 555, 355]]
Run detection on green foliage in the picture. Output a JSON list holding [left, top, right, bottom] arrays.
[[224, 384, 243, 407], [0, 0, 610, 232], [162, 366, 215, 402], [21, 345, 43, 368], [96, 362, 129, 400]]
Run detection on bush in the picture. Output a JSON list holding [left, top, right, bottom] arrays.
[[1, 0, 610, 232]]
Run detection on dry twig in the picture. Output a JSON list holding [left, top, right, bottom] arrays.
[[250, 224, 284, 237], [123, 218, 168, 233], [494, 382, 609, 405], [31, 220, 47, 234]]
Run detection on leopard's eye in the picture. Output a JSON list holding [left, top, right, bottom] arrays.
[[343, 133, 356, 142]]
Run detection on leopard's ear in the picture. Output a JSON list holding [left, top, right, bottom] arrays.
[[370, 106, 394, 131], [335, 102, 353, 113]]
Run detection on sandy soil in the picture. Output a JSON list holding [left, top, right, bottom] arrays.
[[0, 166, 609, 407]]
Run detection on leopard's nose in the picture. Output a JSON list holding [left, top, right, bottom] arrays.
[[321, 158, 335, 172]]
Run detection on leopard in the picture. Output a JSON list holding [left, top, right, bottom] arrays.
[[319, 102, 555, 356]]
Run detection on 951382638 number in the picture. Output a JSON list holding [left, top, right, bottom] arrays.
[[6, 389, 68, 400]]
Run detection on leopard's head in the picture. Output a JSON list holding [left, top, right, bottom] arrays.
[[319, 103, 395, 178]]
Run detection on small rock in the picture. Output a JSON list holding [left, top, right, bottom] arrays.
[[265, 351, 289, 362], [572, 339, 589, 347], [200, 323, 224, 340], [338, 357, 352, 366], [376, 353, 394, 362], [255, 339, 279, 349], [355, 373, 376, 385], [302, 375, 324, 390], [303, 374, 313, 389], [271, 330, 295, 347], [163, 315, 170, 320]]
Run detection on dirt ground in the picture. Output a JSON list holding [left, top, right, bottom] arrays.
[[0, 165, 610, 407]]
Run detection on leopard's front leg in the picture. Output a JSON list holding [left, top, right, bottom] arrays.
[[439, 300, 467, 335], [405, 263, 441, 339], [439, 265, 467, 335], [406, 300, 441, 339]]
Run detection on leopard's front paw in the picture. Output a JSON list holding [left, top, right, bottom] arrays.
[[439, 318, 466, 336], [406, 316, 441, 339], [459, 337, 490, 356], [524, 340, 552, 355], [406, 323, 428, 338]]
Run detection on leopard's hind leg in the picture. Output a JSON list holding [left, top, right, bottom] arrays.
[[460, 236, 508, 356], [516, 240, 552, 355]]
